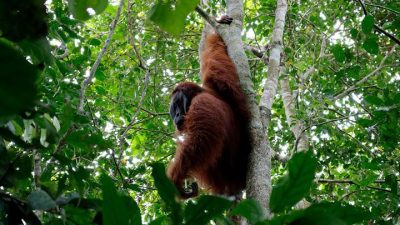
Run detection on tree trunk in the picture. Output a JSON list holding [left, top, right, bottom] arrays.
[[215, 0, 272, 217]]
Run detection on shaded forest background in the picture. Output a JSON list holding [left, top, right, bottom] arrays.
[[0, 0, 399, 224]]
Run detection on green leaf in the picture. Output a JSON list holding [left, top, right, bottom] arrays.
[[101, 174, 142, 225], [356, 118, 374, 127], [18, 38, 54, 65], [148, 0, 199, 35], [356, 172, 379, 187], [184, 195, 232, 225], [364, 95, 383, 105], [361, 15, 374, 33], [267, 202, 371, 225], [66, 130, 112, 149], [331, 44, 346, 63], [89, 38, 102, 46], [27, 190, 57, 210], [121, 195, 142, 225], [151, 163, 182, 224], [231, 199, 265, 224], [294, 202, 372, 225], [350, 28, 359, 39], [0, 40, 39, 119], [363, 36, 379, 55], [68, 0, 108, 20], [385, 174, 398, 195], [270, 151, 317, 213]]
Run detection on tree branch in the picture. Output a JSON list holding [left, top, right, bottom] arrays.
[[78, 0, 125, 113], [318, 178, 392, 193], [355, 0, 400, 46], [196, 1, 272, 218], [333, 45, 396, 100], [117, 0, 151, 167]]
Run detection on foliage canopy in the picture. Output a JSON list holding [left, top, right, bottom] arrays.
[[0, 0, 399, 224]]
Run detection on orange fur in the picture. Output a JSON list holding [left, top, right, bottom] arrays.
[[168, 34, 251, 197]]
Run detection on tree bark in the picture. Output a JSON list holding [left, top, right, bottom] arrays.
[[259, 0, 288, 129], [214, 0, 272, 217], [280, 67, 309, 152]]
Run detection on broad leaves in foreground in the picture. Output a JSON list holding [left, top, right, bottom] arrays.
[[0, 41, 39, 119], [270, 151, 317, 213], [101, 175, 141, 225], [268, 202, 371, 225], [151, 163, 233, 225], [67, 0, 108, 20]]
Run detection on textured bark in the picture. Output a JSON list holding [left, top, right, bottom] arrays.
[[33, 150, 41, 189], [280, 67, 309, 152], [259, 0, 288, 130], [280, 67, 310, 210], [213, 0, 271, 217]]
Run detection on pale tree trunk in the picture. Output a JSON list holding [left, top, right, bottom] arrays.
[[280, 67, 309, 153], [197, 0, 289, 218], [279, 67, 311, 210], [217, 0, 288, 217], [259, 0, 288, 129], [214, 0, 272, 217]]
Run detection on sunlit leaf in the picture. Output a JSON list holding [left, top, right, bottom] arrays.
[[149, 0, 199, 35], [68, 0, 108, 20]]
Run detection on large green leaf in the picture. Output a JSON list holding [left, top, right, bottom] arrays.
[[184, 195, 232, 225], [18, 38, 54, 65], [231, 199, 265, 224], [27, 190, 57, 210], [268, 202, 371, 225], [101, 174, 142, 225], [363, 36, 379, 54], [148, 0, 199, 35], [68, 0, 108, 20], [361, 15, 374, 34], [270, 151, 317, 213], [364, 95, 383, 106], [331, 44, 346, 63], [0, 40, 39, 119], [151, 163, 182, 224]]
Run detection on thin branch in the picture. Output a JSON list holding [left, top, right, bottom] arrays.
[[244, 45, 265, 58], [33, 150, 41, 189], [111, 150, 126, 187], [318, 178, 392, 193], [117, 0, 151, 166], [42, 127, 75, 174], [78, 0, 125, 113], [294, 116, 351, 152], [355, 0, 400, 45], [195, 6, 216, 28], [364, 2, 400, 15], [373, 24, 400, 46], [333, 45, 396, 100], [318, 178, 386, 184]]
